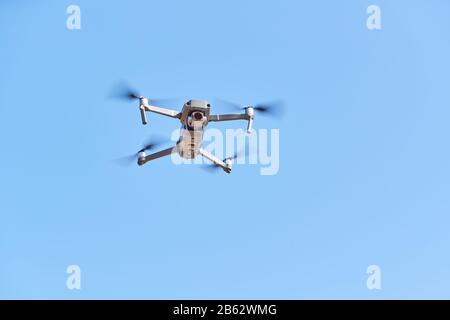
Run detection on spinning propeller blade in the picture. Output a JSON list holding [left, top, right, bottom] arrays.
[[114, 136, 166, 167], [252, 100, 285, 117], [213, 98, 242, 111], [215, 98, 285, 118], [110, 81, 179, 106], [109, 81, 141, 101]]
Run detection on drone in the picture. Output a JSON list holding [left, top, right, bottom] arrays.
[[114, 84, 282, 174]]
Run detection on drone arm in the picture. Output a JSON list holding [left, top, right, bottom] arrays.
[[198, 148, 231, 173], [209, 113, 254, 133], [144, 105, 182, 119], [139, 146, 176, 166], [208, 114, 249, 122]]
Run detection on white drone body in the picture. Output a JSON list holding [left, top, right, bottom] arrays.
[[135, 98, 254, 174]]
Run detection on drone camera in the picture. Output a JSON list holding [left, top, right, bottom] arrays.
[[192, 111, 204, 120], [188, 111, 206, 128]]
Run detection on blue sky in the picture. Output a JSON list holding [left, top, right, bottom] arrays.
[[1, 0, 450, 299]]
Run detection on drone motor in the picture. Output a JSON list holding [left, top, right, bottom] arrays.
[[137, 151, 146, 165]]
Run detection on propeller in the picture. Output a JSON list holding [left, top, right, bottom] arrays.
[[252, 101, 285, 117], [214, 98, 285, 118], [109, 81, 141, 101], [109, 81, 179, 106], [114, 136, 165, 167]]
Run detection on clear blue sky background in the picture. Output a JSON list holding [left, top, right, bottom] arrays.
[[1, 0, 450, 299]]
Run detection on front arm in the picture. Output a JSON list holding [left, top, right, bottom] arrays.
[[144, 104, 182, 119], [209, 112, 254, 133], [199, 148, 231, 174]]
